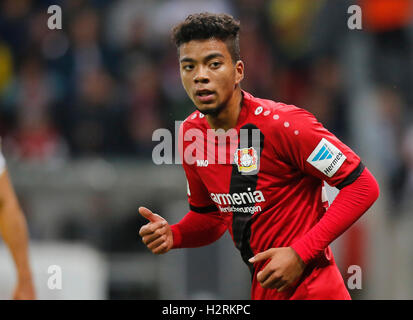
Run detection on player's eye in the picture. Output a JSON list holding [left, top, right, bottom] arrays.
[[210, 61, 222, 69], [182, 64, 194, 71]]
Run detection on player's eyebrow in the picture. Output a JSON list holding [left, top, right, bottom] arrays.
[[180, 57, 196, 63], [180, 53, 225, 64], [203, 53, 225, 62]]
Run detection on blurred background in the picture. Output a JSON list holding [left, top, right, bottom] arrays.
[[0, 0, 412, 299]]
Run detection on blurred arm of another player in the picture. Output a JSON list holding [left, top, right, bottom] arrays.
[[0, 169, 36, 300]]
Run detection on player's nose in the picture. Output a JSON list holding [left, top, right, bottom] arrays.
[[194, 77, 209, 84], [193, 67, 209, 83]]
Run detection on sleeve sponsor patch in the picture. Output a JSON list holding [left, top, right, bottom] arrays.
[[306, 138, 346, 178]]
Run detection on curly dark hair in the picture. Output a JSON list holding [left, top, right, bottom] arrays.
[[171, 12, 241, 63]]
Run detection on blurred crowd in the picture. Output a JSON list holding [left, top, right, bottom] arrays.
[[1, 0, 413, 211]]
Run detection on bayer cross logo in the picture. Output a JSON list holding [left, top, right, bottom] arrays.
[[234, 147, 258, 173], [311, 144, 333, 162]]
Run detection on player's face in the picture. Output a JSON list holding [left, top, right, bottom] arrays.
[[179, 38, 244, 116]]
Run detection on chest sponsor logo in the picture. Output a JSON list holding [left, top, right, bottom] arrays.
[[234, 147, 258, 173], [210, 189, 265, 214], [307, 138, 346, 178]]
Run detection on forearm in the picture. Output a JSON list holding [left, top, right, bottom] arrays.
[[170, 210, 228, 248], [0, 206, 33, 281], [291, 167, 380, 264], [0, 173, 33, 282]]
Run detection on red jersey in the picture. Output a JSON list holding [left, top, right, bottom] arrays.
[[176, 90, 365, 299]]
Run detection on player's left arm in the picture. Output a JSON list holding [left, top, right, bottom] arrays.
[[250, 107, 379, 292], [289, 167, 379, 265], [0, 164, 36, 299]]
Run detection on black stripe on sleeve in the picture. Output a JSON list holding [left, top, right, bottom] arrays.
[[189, 204, 219, 214], [335, 161, 365, 190]]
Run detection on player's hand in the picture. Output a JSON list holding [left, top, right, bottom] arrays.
[[249, 247, 306, 292], [138, 206, 173, 254], [13, 279, 36, 300]]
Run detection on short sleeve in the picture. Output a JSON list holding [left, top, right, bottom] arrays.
[[273, 106, 363, 188]]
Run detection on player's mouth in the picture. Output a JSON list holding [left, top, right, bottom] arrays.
[[195, 89, 215, 103]]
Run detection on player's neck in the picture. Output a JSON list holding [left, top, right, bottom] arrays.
[[206, 88, 243, 131]]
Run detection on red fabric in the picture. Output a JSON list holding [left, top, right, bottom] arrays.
[[291, 167, 379, 264], [252, 246, 352, 300], [171, 210, 228, 248], [252, 168, 379, 300], [172, 91, 379, 299]]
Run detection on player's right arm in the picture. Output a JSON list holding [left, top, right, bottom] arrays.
[[169, 121, 229, 248], [139, 176, 228, 255], [139, 206, 173, 254], [169, 160, 229, 249], [138, 121, 228, 254], [138, 158, 229, 253]]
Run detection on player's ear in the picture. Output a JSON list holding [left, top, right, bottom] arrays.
[[234, 60, 244, 85]]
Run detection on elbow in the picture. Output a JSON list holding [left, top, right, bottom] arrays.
[[364, 167, 380, 208], [372, 176, 380, 203], [368, 168, 380, 200]]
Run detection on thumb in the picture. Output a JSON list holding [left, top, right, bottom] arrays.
[[248, 248, 276, 263], [139, 206, 163, 223]]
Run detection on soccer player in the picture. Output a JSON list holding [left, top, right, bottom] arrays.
[[0, 144, 36, 299], [139, 13, 379, 300]]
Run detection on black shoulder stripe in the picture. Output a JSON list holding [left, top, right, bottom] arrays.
[[335, 161, 365, 190], [189, 204, 218, 214]]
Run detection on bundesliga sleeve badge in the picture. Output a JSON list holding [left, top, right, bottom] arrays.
[[306, 138, 346, 177], [234, 147, 258, 173]]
